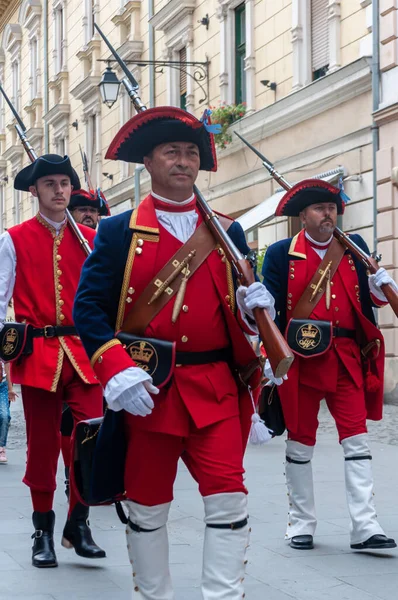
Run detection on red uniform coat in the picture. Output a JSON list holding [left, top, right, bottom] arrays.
[[8, 214, 98, 392], [262, 230, 385, 434], [86, 195, 261, 440]]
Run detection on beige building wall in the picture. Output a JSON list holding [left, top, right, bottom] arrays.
[[0, 1, 396, 394], [374, 0, 398, 402]]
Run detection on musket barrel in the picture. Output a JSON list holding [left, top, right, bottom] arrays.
[[0, 85, 91, 257]]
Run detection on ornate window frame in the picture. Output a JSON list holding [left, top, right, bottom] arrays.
[[150, 0, 196, 112], [291, 0, 341, 91], [52, 0, 67, 75], [217, 0, 255, 111]]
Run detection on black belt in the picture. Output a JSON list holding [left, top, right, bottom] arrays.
[[31, 326, 77, 339], [175, 347, 232, 366], [333, 327, 356, 340]]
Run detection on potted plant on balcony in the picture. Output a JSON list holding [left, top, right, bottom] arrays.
[[210, 102, 247, 150]]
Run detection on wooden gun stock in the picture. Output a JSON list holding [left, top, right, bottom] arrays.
[[234, 258, 294, 379], [333, 228, 398, 318]]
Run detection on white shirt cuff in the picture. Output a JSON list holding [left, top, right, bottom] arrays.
[[104, 367, 152, 411]]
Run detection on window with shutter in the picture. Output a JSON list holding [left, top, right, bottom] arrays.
[[235, 3, 246, 104], [179, 47, 187, 110], [311, 0, 329, 80]]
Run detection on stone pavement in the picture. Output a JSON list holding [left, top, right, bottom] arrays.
[[1, 396, 398, 600]]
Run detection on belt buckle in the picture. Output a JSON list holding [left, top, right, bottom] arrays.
[[43, 325, 54, 338]]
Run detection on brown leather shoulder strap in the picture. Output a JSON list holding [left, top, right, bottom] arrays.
[[122, 222, 217, 335], [292, 237, 346, 320]]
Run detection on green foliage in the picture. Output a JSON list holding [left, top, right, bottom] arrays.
[[210, 102, 247, 149], [256, 247, 267, 280]]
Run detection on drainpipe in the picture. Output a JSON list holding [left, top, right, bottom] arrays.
[[148, 0, 155, 107], [372, 0, 380, 254], [43, 0, 49, 152], [134, 164, 145, 206]]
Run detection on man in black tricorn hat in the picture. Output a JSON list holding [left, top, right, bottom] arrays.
[[262, 178, 397, 552], [74, 107, 275, 599], [69, 188, 110, 230], [0, 154, 105, 567]]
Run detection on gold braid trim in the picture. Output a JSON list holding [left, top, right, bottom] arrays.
[[51, 346, 64, 392], [226, 259, 236, 314], [115, 232, 159, 331], [60, 339, 91, 384], [129, 208, 159, 234], [91, 339, 122, 368]]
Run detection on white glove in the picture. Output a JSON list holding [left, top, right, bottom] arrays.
[[368, 267, 398, 303], [104, 367, 159, 417], [236, 282, 276, 321], [263, 358, 288, 386]]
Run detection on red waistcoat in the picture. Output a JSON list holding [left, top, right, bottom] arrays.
[[114, 196, 260, 438], [278, 232, 385, 433], [8, 214, 98, 392]]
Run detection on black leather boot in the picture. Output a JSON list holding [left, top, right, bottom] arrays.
[[64, 466, 70, 500], [32, 510, 58, 568], [62, 503, 106, 559]]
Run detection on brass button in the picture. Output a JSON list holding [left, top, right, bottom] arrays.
[[181, 335, 188, 343], [55, 239, 61, 246], [128, 287, 135, 295], [59, 299, 64, 306], [175, 364, 182, 368], [137, 239, 144, 247], [348, 259, 353, 265], [97, 356, 103, 364], [330, 281, 334, 286], [288, 293, 292, 298], [287, 306, 292, 310], [225, 295, 230, 302], [332, 294, 336, 299], [355, 285, 359, 290], [182, 305, 189, 312], [126, 297, 132, 303], [58, 284, 63, 291], [290, 267, 295, 272], [290, 261, 295, 266], [287, 299, 292, 304], [59, 314, 65, 321], [57, 269, 62, 276], [351, 266, 356, 271], [335, 307, 339, 312], [290, 274, 294, 279], [336, 320, 339, 325], [135, 247, 143, 255], [56, 254, 62, 261], [218, 247, 224, 255]]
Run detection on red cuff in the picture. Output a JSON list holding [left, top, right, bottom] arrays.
[[370, 292, 388, 308], [91, 341, 136, 388], [237, 308, 258, 335]]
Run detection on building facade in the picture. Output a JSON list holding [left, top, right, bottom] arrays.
[[0, 0, 397, 398]]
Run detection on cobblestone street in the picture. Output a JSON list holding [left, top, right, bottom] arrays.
[[0, 394, 397, 599]]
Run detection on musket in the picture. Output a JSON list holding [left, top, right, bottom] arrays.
[[79, 145, 94, 192], [235, 131, 398, 318], [94, 22, 294, 378], [0, 84, 91, 257]]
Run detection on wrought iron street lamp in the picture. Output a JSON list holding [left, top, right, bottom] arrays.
[[99, 64, 121, 108]]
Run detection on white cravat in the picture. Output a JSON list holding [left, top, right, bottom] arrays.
[[152, 191, 198, 243], [39, 212, 67, 235], [304, 231, 333, 259]]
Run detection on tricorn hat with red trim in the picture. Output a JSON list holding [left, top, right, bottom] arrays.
[[69, 189, 110, 216], [275, 179, 346, 217], [105, 107, 218, 171]]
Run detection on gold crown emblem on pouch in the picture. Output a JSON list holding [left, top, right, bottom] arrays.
[[129, 341, 155, 364], [301, 324, 319, 339], [5, 328, 17, 344]]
